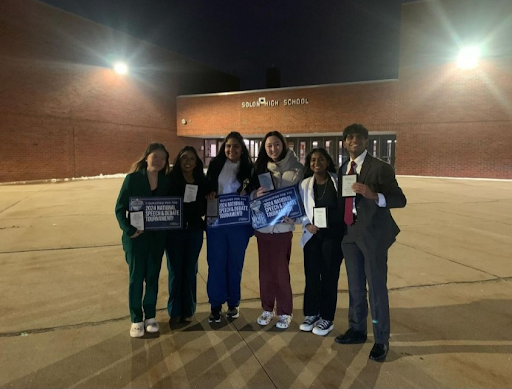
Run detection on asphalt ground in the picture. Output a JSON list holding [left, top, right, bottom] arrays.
[[0, 176, 511, 388]]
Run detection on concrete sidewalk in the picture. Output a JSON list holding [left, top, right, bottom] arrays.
[[0, 177, 511, 388]]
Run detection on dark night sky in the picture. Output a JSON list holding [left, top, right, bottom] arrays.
[[39, 0, 415, 90]]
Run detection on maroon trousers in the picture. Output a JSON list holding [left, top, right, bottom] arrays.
[[255, 231, 293, 316]]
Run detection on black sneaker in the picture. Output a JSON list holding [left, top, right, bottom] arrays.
[[299, 314, 320, 332], [312, 319, 334, 336], [227, 306, 239, 319], [208, 306, 222, 323]]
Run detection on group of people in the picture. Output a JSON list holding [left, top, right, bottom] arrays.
[[115, 123, 406, 362]]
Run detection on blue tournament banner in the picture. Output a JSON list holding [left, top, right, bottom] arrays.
[[250, 186, 305, 229], [206, 194, 251, 227], [129, 197, 182, 230]]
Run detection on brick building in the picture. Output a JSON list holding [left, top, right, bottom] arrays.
[[2, 0, 511, 182], [0, 0, 238, 183], [177, 0, 512, 179]]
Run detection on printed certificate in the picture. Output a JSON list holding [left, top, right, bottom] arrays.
[[183, 184, 198, 203], [341, 174, 357, 197], [313, 207, 327, 228], [206, 198, 219, 217], [129, 211, 144, 230], [258, 172, 275, 191]]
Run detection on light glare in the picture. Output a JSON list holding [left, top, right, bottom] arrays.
[[113, 62, 128, 74], [457, 46, 481, 69]]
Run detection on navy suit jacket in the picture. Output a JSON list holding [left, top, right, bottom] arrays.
[[338, 153, 406, 249]]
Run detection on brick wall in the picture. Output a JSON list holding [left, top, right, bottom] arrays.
[[177, 0, 512, 179], [396, 0, 512, 178], [177, 81, 400, 137], [2, 0, 510, 180], [0, 0, 238, 182]]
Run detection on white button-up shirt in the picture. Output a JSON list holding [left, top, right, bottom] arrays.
[[346, 150, 386, 210]]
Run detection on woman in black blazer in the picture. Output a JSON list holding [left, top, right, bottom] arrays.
[[165, 146, 207, 323]]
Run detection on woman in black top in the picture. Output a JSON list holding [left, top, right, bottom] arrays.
[[165, 146, 207, 322], [298, 148, 344, 336]]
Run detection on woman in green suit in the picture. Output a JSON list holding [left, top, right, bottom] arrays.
[[115, 143, 171, 338]]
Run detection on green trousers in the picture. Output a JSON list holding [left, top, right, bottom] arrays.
[[124, 234, 165, 323]]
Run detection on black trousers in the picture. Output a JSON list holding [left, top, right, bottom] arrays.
[[166, 229, 204, 319], [303, 234, 343, 321]]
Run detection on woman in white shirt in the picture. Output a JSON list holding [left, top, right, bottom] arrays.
[[205, 132, 254, 323], [298, 148, 344, 336]]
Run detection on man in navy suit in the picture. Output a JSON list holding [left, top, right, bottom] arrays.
[[334, 123, 407, 361]]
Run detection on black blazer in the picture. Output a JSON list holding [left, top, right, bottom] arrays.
[[168, 173, 207, 231], [338, 153, 406, 249]]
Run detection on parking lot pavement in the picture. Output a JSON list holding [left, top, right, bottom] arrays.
[[0, 176, 511, 388]]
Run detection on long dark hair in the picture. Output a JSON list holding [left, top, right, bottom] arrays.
[[254, 131, 288, 175], [303, 148, 336, 179], [169, 146, 205, 182], [130, 143, 170, 174], [208, 131, 253, 186]]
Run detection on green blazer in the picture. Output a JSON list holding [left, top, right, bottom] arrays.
[[115, 169, 171, 253]]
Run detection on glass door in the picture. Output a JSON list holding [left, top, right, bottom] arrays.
[[287, 139, 296, 154], [253, 140, 261, 163], [380, 136, 396, 167], [204, 139, 218, 167], [323, 137, 336, 167], [338, 139, 348, 167], [366, 134, 396, 168], [298, 139, 308, 165]]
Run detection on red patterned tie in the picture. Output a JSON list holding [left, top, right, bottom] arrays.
[[344, 161, 356, 225]]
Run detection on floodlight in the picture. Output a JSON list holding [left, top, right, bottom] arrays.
[[457, 46, 481, 69], [113, 62, 128, 75]]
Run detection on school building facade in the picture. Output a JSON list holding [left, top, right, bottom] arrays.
[[1, 0, 511, 182], [176, 0, 512, 179]]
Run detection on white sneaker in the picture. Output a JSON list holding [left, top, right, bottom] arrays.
[[144, 318, 160, 333], [276, 314, 292, 329], [299, 315, 320, 332], [312, 319, 334, 336], [130, 322, 144, 338], [257, 310, 275, 326]]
